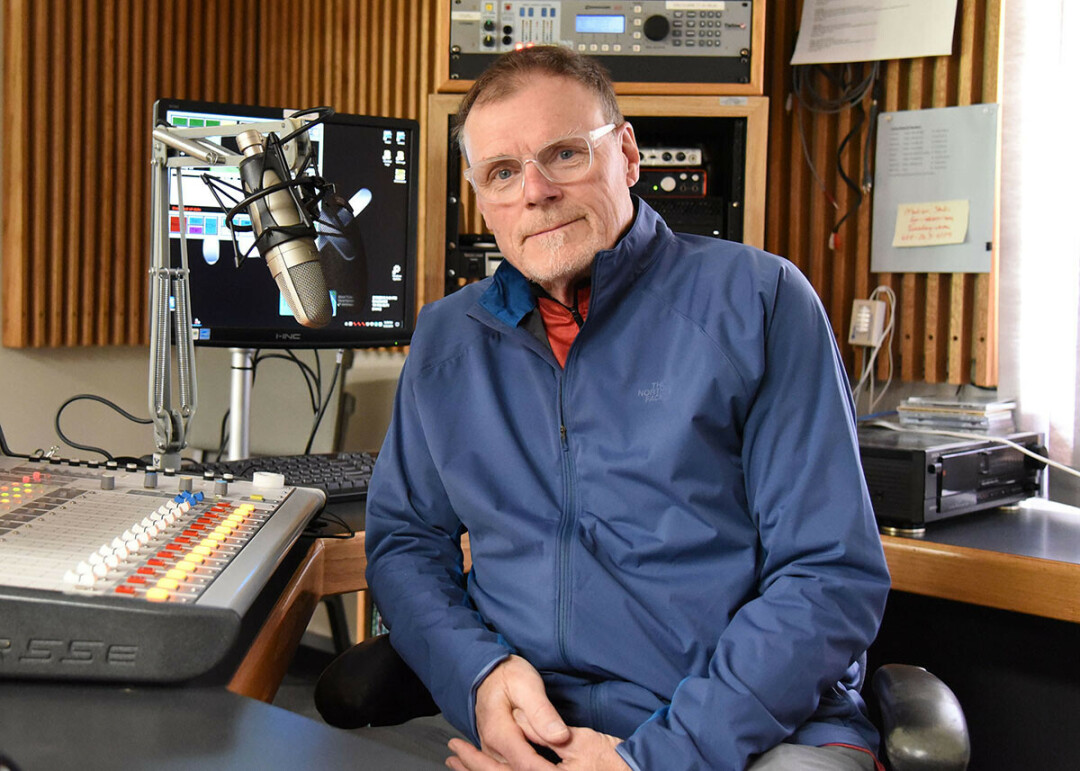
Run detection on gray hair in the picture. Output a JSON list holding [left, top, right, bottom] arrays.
[[453, 47, 622, 158]]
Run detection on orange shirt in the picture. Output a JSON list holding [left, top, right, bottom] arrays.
[[536, 285, 591, 368]]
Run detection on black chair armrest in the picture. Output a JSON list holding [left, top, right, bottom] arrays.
[[314, 633, 439, 729], [872, 664, 970, 771]]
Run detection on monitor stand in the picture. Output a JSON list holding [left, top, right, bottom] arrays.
[[227, 348, 255, 461]]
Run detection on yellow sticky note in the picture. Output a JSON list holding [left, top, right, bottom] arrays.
[[893, 200, 970, 247]]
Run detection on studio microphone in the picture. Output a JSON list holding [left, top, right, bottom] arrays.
[[235, 128, 332, 328]]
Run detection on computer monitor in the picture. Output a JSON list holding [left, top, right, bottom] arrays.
[[152, 98, 418, 349]]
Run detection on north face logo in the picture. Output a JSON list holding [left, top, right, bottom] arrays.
[[637, 381, 668, 403]]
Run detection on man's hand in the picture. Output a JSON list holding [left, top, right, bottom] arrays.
[[445, 655, 630, 771], [447, 724, 629, 771], [457, 655, 567, 770]]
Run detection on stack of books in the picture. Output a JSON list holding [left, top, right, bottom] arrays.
[[896, 394, 1017, 431]]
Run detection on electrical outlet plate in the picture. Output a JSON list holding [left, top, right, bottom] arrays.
[[848, 299, 886, 347]]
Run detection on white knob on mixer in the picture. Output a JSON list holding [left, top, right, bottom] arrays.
[[252, 471, 286, 488]]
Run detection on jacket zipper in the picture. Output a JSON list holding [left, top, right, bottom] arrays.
[[555, 372, 575, 668]]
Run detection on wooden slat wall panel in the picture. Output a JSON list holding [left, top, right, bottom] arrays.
[[2, 0, 440, 347], [765, 0, 1002, 385], [2, 0, 262, 347], [254, 0, 441, 306], [253, 0, 444, 219]]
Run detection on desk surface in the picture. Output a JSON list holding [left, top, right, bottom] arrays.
[[0, 682, 445, 770], [882, 498, 1080, 624]]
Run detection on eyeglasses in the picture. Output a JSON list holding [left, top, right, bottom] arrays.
[[463, 123, 618, 202]]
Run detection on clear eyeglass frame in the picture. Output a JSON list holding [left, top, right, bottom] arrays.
[[463, 122, 618, 202]]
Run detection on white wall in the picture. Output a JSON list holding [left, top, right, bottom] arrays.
[[0, 344, 155, 458]]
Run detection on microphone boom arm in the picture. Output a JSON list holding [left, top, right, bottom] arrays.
[[147, 116, 309, 470]]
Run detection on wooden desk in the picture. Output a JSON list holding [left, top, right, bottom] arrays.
[[228, 532, 369, 701], [882, 499, 1080, 624]]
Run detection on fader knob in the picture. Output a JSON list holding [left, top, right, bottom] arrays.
[[100, 473, 116, 491], [643, 15, 671, 41]]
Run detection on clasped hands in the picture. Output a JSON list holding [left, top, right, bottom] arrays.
[[446, 655, 630, 771]]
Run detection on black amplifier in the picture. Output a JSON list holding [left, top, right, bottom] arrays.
[[632, 167, 707, 197], [857, 426, 1046, 534]]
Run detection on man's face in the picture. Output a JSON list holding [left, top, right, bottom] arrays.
[[462, 75, 640, 289]]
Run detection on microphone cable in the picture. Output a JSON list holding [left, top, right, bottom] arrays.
[[252, 349, 321, 413], [303, 349, 345, 455], [213, 409, 231, 463], [303, 506, 357, 540], [54, 394, 153, 461]]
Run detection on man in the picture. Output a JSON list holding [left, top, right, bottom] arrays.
[[365, 46, 890, 770]]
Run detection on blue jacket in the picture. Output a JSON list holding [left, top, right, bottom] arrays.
[[366, 201, 891, 770]]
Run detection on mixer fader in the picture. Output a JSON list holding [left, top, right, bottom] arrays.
[[0, 457, 325, 683]]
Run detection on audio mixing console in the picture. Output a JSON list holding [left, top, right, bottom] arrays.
[[0, 456, 325, 683]]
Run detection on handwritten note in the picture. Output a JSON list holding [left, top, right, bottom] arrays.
[[892, 200, 970, 247]]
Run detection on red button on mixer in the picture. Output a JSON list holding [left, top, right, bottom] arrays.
[[137, 567, 155, 575]]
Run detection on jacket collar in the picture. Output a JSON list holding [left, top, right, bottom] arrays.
[[475, 198, 668, 328]]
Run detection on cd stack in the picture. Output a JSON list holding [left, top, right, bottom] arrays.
[[896, 394, 1017, 432]]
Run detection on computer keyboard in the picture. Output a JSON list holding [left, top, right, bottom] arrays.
[[201, 451, 376, 504]]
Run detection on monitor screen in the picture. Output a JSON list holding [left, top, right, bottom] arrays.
[[152, 98, 418, 349]]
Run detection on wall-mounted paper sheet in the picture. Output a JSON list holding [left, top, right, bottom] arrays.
[[791, 0, 958, 65], [871, 104, 998, 273], [893, 200, 970, 247]]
